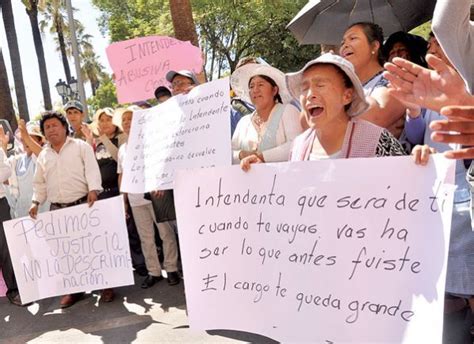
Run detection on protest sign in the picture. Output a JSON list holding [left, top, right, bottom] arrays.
[[3, 196, 133, 304], [106, 36, 203, 103], [120, 77, 231, 193], [174, 155, 455, 343]]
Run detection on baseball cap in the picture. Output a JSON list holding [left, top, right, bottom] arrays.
[[64, 100, 84, 113], [165, 70, 199, 85]]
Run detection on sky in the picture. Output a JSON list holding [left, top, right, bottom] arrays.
[[0, 0, 112, 119]]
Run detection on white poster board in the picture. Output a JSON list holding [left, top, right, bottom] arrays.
[[4, 196, 133, 304], [121, 77, 231, 193], [174, 155, 455, 343]]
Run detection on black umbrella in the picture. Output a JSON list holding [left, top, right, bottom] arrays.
[[287, 0, 436, 45]]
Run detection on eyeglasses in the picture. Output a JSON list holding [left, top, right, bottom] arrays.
[[171, 80, 193, 90]]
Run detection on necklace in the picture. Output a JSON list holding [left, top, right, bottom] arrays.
[[253, 112, 267, 129]]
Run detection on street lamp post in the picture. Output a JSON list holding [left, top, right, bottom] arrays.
[[55, 78, 79, 104]]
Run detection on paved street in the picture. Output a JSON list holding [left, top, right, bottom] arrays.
[[0, 273, 277, 344]]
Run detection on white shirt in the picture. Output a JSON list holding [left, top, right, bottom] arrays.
[[231, 103, 302, 164], [33, 137, 103, 204], [117, 143, 150, 207], [0, 149, 12, 199]]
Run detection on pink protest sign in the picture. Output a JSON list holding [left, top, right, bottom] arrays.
[[106, 36, 203, 103]]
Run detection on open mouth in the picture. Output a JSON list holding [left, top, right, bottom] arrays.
[[309, 106, 324, 117], [342, 51, 354, 59]]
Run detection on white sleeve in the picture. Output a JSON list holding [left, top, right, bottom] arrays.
[[432, 0, 474, 93], [231, 116, 250, 164], [262, 104, 303, 162], [81, 141, 103, 192], [32, 154, 47, 204]]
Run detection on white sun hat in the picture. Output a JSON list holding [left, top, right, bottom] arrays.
[[286, 53, 369, 117], [112, 105, 142, 129], [230, 63, 293, 104], [90, 107, 116, 135]]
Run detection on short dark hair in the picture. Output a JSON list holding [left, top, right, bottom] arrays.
[[40, 111, 70, 136], [347, 22, 385, 66], [382, 31, 428, 67], [248, 75, 283, 103], [154, 86, 172, 100]]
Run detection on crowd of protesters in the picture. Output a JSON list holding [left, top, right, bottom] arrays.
[[1, 0, 474, 341]]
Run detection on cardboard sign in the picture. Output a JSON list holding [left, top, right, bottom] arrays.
[[174, 155, 455, 343], [4, 196, 133, 304], [121, 77, 231, 193], [106, 36, 203, 103]]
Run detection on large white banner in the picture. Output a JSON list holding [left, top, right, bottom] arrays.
[[121, 77, 231, 193], [174, 155, 455, 343], [4, 196, 133, 304]]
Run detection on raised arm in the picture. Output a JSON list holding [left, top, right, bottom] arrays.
[[18, 120, 42, 157]]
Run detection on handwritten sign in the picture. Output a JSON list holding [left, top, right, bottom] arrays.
[[3, 196, 133, 304], [121, 77, 231, 193], [106, 36, 203, 103], [174, 155, 455, 343]]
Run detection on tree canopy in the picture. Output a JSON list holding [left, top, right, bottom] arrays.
[[92, 0, 174, 41], [92, 0, 320, 78]]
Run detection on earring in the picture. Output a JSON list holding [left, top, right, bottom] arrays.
[[371, 51, 375, 55]]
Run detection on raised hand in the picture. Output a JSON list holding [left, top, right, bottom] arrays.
[[383, 54, 470, 113], [18, 119, 28, 138], [81, 123, 93, 139], [430, 105, 474, 159]]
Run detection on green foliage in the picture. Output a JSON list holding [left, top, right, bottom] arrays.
[[92, 0, 173, 41], [87, 75, 118, 113], [194, 0, 320, 76], [92, 0, 319, 78], [409, 21, 432, 40]]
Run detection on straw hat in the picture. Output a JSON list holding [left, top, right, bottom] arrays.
[[25, 121, 44, 139], [230, 63, 293, 104], [285, 53, 369, 117]]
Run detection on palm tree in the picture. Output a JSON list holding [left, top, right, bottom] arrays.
[[59, 24, 103, 96], [2, 0, 29, 120], [55, 19, 90, 58], [0, 46, 17, 132], [81, 49, 104, 96], [39, 0, 72, 84], [22, 0, 52, 110]]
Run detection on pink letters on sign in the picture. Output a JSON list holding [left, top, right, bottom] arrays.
[[106, 36, 203, 103]]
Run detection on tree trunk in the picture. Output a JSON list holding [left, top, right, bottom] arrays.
[[26, 1, 52, 110], [2, 0, 29, 120], [169, 0, 199, 47], [56, 20, 72, 84], [0, 47, 17, 132], [168, 0, 206, 83]]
